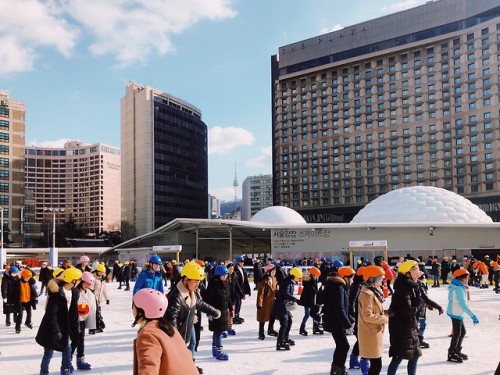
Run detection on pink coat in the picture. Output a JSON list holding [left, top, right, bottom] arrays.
[[133, 321, 198, 375], [357, 285, 388, 359]]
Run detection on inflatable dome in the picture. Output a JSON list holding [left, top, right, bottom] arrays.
[[251, 206, 306, 225], [351, 186, 492, 224]]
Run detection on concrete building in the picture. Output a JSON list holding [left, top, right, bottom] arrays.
[[271, 0, 500, 223], [0, 91, 26, 245], [241, 174, 273, 220], [208, 194, 221, 219], [25, 141, 121, 244], [121, 83, 208, 240]]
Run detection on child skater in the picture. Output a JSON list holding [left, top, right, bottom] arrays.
[[132, 288, 198, 374], [72, 271, 97, 370], [36, 267, 82, 375], [416, 270, 443, 349], [90, 263, 109, 334], [447, 268, 479, 363], [15, 268, 38, 333]]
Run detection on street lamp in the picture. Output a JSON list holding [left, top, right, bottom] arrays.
[[0, 207, 4, 267]]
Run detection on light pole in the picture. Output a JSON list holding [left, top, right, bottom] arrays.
[[0, 207, 4, 267], [44, 207, 63, 266]]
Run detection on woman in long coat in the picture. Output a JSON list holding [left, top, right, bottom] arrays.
[[256, 263, 277, 340], [387, 260, 423, 375], [358, 265, 388, 375]]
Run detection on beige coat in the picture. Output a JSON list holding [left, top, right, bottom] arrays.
[[133, 321, 198, 375], [256, 275, 277, 322], [357, 285, 388, 359]]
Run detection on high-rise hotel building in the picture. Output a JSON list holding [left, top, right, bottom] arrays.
[[241, 174, 273, 220], [121, 83, 208, 239], [25, 141, 121, 244], [272, 0, 500, 222], [0, 91, 26, 245]]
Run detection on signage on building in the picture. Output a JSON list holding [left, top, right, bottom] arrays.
[[152, 245, 182, 252], [271, 228, 332, 252], [349, 240, 388, 248]]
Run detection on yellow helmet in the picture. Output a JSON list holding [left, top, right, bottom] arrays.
[[398, 260, 418, 274], [181, 261, 205, 280], [95, 264, 106, 273], [289, 267, 303, 279], [61, 267, 83, 284], [53, 268, 65, 278]]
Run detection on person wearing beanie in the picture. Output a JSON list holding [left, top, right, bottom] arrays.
[[256, 263, 277, 340], [446, 268, 479, 363], [357, 265, 388, 375], [298, 266, 321, 336], [387, 260, 423, 375], [415, 270, 443, 349]]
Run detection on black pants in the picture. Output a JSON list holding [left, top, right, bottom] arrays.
[[368, 357, 382, 375], [331, 332, 350, 368], [277, 312, 292, 342], [449, 317, 465, 351], [16, 302, 32, 330], [39, 282, 48, 295], [72, 321, 86, 359]]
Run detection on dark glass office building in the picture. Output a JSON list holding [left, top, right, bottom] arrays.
[[121, 83, 208, 239]]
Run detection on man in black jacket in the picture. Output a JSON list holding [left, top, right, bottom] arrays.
[[233, 256, 251, 324]]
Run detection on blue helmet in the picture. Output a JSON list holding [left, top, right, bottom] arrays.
[[332, 259, 344, 268], [9, 266, 19, 274], [215, 265, 229, 276], [235, 256, 245, 263], [149, 255, 162, 265]]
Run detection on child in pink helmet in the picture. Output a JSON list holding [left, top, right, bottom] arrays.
[[132, 288, 198, 375]]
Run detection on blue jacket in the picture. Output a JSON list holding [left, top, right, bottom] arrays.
[[271, 276, 298, 319], [133, 266, 164, 295], [446, 278, 475, 321]]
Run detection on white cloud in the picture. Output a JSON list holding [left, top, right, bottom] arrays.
[[319, 24, 343, 35], [209, 186, 238, 202], [245, 145, 271, 170], [208, 126, 255, 154], [28, 138, 71, 148], [381, 0, 428, 12], [0, 0, 236, 73], [0, 0, 79, 74]]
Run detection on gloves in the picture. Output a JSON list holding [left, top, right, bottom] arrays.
[[437, 306, 444, 315], [471, 315, 479, 325], [214, 309, 221, 319], [3, 298, 6, 303], [106, 300, 110, 305], [55, 332, 63, 341], [242, 296, 246, 300]]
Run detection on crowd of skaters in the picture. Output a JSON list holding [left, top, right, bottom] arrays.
[[1, 253, 500, 375]]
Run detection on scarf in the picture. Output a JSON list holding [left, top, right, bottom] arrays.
[[367, 286, 385, 304]]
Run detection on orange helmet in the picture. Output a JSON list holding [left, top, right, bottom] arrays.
[[21, 269, 32, 279], [362, 265, 385, 282], [453, 268, 469, 279], [356, 267, 365, 277], [195, 259, 206, 267], [338, 266, 355, 278], [309, 266, 321, 277]]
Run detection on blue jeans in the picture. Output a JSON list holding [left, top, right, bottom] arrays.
[[187, 326, 196, 356], [301, 306, 311, 326], [387, 356, 418, 375], [418, 318, 427, 337], [40, 343, 72, 374], [433, 275, 439, 285], [213, 331, 223, 347]]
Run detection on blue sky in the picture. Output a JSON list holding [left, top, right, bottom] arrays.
[[0, 0, 428, 202]]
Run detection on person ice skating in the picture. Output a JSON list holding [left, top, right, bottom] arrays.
[[271, 267, 302, 351], [36, 267, 82, 375], [323, 266, 355, 375], [380, 260, 396, 295], [348, 266, 365, 371], [233, 256, 251, 324], [357, 265, 388, 375], [416, 270, 443, 349], [205, 265, 232, 361], [15, 268, 38, 333], [430, 258, 441, 287], [133, 255, 164, 295], [132, 288, 199, 375], [165, 261, 220, 373], [446, 268, 479, 363], [387, 260, 423, 375], [441, 257, 451, 285], [256, 263, 277, 340], [76, 255, 92, 273], [2, 265, 20, 328], [122, 261, 132, 291], [223, 262, 239, 336], [89, 263, 109, 334], [39, 262, 53, 296], [299, 266, 321, 336], [72, 271, 97, 370]]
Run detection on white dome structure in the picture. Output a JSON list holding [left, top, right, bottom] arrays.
[[351, 186, 492, 224], [251, 206, 307, 225]]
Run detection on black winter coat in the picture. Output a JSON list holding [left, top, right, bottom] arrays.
[[165, 281, 219, 343], [271, 276, 298, 319], [226, 272, 242, 306], [253, 262, 263, 285], [205, 277, 230, 332], [39, 266, 54, 284], [416, 279, 442, 319], [323, 276, 354, 334], [234, 265, 251, 296], [388, 275, 423, 360], [2, 272, 21, 314], [299, 277, 318, 308], [36, 279, 79, 352]]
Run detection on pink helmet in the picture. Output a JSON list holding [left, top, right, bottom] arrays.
[[133, 288, 168, 319], [264, 263, 276, 273], [81, 271, 95, 286], [80, 255, 90, 263]]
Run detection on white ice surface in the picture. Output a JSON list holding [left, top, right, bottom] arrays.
[[1, 280, 499, 374]]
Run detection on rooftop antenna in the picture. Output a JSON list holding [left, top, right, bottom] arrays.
[[233, 163, 238, 201]]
